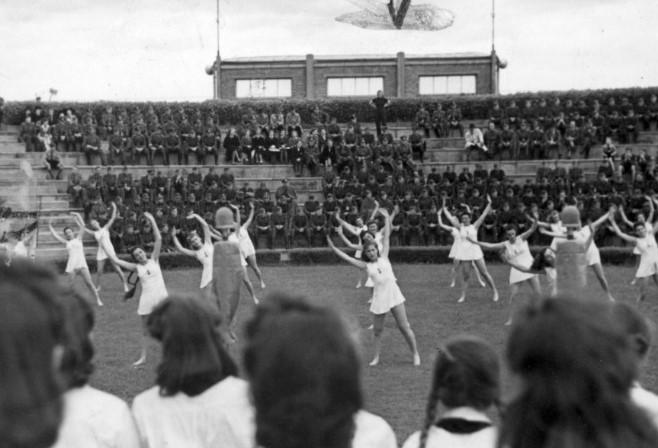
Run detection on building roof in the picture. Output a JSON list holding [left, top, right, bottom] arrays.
[[222, 52, 491, 63]]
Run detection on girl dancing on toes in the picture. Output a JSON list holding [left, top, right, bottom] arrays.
[[468, 220, 541, 325], [502, 247, 558, 297], [609, 216, 658, 303], [106, 212, 168, 367], [170, 213, 214, 293], [231, 202, 266, 289], [541, 209, 616, 302], [437, 210, 486, 289], [402, 336, 501, 448], [78, 203, 129, 292], [618, 200, 655, 285], [328, 208, 421, 367], [49, 216, 103, 307], [442, 196, 499, 303]]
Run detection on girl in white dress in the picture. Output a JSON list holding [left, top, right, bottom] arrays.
[[328, 208, 420, 366], [437, 212, 486, 289], [609, 217, 658, 303], [107, 212, 168, 366], [468, 220, 541, 325], [618, 199, 654, 285], [83, 203, 129, 293], [502, 247, 558, 298], [403, 336, 500, 448], [171, 213, 214, 292], [336, 208, 379, 288], [235, 202, 266, 289], [541, 210, 615, 301], [441, 196, 499, 303], [49, 215, 103, 306]]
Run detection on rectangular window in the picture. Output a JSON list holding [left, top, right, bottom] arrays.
[[235, 79, 292, 98], [327, 77, 384, 97], [419, 75, 477, 95]]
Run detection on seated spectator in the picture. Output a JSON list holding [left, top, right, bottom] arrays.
[[413, 104, 431, 137], [67, 165, 85, 207], [563, 120, 581, 159], [403, 336, 500, 448], [464, 123, 485, 161], [131, 296, 242, 447], [239, 293, 397, 448], [447, 102, 463, 137], [0, 263, 67, 448], [501, 298, 658, 448], [53, 291, 140, 448], [431, 103, 447, 138], [42, 145, 64, 179], [489, 100, 506, 128], [409, 128, 427, 162], [483, 122, 500, 160]]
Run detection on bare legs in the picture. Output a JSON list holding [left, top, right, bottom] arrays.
[[241, 267, 259, 304], [590, 263, 614, 301], [459, 259, 498, 303], [134, 316, 148, 367], [450, 260, 483, 287], [369, 304, 420, 367], [505, 276, 541, 325], [96, 258, 129, 292], [68, 269, 103, 307], [246, 254, 266, 288]]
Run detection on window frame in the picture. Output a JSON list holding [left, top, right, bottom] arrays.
[[235, 78, 293, 99], [326, 76, 385, 97], [418, 75, 477, 96]]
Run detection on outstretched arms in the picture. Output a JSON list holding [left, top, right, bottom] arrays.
[[327, 236, 367, 270], [103, 202, 118, 230], [144, 212, 162, 262], [473, 195, 492, 229], [48, 219, 68, 245], [188, 213, 212, 246], [608, 216, 637, 244], [171, 227, 196, 257]]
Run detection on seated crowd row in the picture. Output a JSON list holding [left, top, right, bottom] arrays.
[[67, 153, 658, 251], [3, 262, 658, 448]]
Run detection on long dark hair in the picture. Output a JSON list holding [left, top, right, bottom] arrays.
[[59, 292, 95, 389], [147, 296, 238, 397], [499, 297, 658, 448], [0, 261, 67, 448], [417, 336, 500, 448], [244, 293, 363, 448]]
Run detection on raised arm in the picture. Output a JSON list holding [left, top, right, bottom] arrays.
[[437, 210, 453, 232], [103, 202, 117, 230], [590, 209, 612, 232], [646, 196, 655, 224], [242, 202, 255, 230], [171, 227, 196, 257], [618, 205, 633, 228], [337, 227, 362, 250], [519, 219, 538, 241], [473, 195, 493, 229], [466, 236, 505, 250], [48, 220, 68, 245], [70, 213, 87, 240], [367, 201, 379, 223], [378, 208, 391, 259], [539, 228, 566, 239], [143, 212, 161, 262], [609, 217, 637, 244], [336, 212, 361, 236], [188, 213, 212, 246], [441, 202, 460, 227], [327, 236, 367, 270]]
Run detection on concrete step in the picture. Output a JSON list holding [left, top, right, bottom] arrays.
[[35, 245, 95, 261], [0, 153, 84, 167], [5, 199, 69, 210]]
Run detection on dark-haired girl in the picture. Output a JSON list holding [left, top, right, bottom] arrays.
[[131, 296, 243, 448], [107, 212, 168, 366], [328, 208, 420, 366], [53, 292, 139, 448], [442, 196, 499, 303], [468, 220, 540, 325], [403, 336, 500, 448], [50, 215, 103, 307]]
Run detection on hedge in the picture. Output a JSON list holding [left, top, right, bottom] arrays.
[[6, 86, 658, 126], [47, 246, 636, 273]]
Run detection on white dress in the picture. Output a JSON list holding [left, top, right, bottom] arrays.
[[549, 222, 567, 251], [455, 225, 483, 261], [402, 407, 497, 448], [13, 240, 28, 258], [504, 239, 536, 284], [228, 233, 248, 267], [631, 383, 658, 431], [52, 385, 140, 448], [136, 259, 168, 315], [94, 227, 116, 261], [65, 238, 88, 273], [635, 235, 658, 278], [448, 227, 461, 259], [238, 227, 256, 258], [573, 226, 601, 266], [364, 231, 384, 288], [195, 242, 214, 288], [367, 257, 405, 315], [633, 222, 653, 255]]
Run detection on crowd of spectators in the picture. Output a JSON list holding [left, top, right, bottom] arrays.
[[409, 96, 658, 161], [67, 141, 658, 253]]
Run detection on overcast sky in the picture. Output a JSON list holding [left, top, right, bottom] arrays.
[[0, 0, 655, 101]]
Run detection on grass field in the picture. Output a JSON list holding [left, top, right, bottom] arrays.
[[69, 262, 658, 444]]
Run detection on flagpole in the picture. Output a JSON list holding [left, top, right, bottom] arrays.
[[491, 0, 496, 52]]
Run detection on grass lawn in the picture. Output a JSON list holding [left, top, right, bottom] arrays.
[[69, 262, 658, 444]]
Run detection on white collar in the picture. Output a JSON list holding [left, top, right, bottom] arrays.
[[441, 407, 492, 423]]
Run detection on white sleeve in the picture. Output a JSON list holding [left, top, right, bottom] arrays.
[[401, 431, 421, 448]]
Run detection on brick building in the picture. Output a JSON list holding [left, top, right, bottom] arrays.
[[210, 50, 505, 100]]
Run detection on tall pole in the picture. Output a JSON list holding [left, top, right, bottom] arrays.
[[491, 0, 495, 52], [215, 0, 220, 100]]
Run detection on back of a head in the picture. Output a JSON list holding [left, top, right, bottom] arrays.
[[609, 302, 654, 363], [0, 262, 66, 448], [244, 293, 363, 448], [59, 291, 96, 389], [147, 296, 238, 397], [501, 297, 658, 448]]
